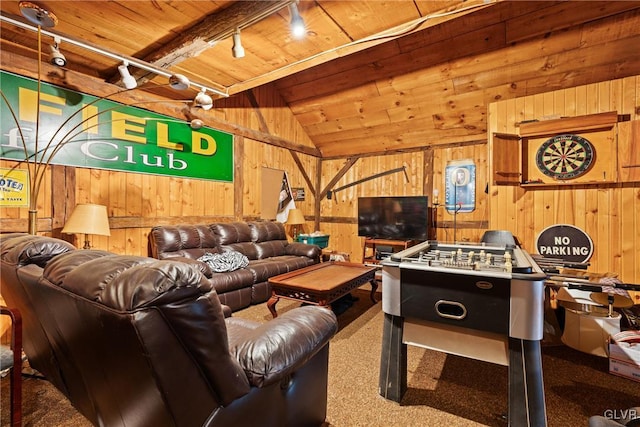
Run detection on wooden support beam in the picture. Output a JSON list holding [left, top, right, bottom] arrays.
[[234, 135, 244, 220], [0, 51, 320, 158], [121, 0, 292, 86], [51, 165, 75, 243], [246, 90, 270, 134], [289, 151, 316, 198], [319, 157, 359, 200], [227, 0, 495, 95], [314, 157, 322, 231], [423, 148, 435, 198]]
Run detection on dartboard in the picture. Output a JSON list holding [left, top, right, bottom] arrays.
[[535, 134, 594, 180]]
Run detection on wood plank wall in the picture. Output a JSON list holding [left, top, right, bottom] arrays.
[[488, 75, 640, 283], [316, 142, 490, 262], [2, 61, 637, 284]]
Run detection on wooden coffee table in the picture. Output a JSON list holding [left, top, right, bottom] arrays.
[[267, 261, 378, 318]]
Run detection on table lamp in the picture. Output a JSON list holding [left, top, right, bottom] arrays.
[[285, 208, 305, 239], [62, 204, 111, 249]]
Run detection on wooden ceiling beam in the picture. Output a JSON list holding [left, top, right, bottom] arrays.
[[1, 50, 321, 159], [121, 0, 292, 85], [226, 0, 495, 95]]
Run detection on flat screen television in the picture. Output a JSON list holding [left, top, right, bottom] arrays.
[[357, 196, 429, 240]]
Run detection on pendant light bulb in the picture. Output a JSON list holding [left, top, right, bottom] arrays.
[[232, 28, 245, 58]]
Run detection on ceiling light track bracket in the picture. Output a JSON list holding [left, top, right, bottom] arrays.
[[0, 11, 229, 97]]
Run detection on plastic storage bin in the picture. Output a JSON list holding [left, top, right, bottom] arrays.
[[296, 234, 329, 249]]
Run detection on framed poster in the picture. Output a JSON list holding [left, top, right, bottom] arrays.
[[444, 159, 475, 213]]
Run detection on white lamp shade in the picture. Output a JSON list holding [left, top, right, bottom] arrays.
[[62, 204, 111, 236]]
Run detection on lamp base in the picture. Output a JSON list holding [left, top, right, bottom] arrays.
[[83, 234, 91, 250]]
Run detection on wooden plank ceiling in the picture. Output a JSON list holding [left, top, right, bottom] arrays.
[[1, 1, 640, 159]]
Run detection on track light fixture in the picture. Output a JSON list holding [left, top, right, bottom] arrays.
[[49, 36, 66, 67], [169, 73, 190, 90], [194, 89, 213, 110], [289, 1, 306, 39], [117, 61, 137, 89], [232, 28, 245, 58], [1, 13, 229, 98]]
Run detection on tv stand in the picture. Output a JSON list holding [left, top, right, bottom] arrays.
[[362, 238, 417, 265]]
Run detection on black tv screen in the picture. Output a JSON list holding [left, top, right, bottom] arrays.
[[357, 196, 429, 240]]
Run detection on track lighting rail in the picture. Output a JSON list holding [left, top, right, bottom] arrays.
[[0, 12, 229, 98]]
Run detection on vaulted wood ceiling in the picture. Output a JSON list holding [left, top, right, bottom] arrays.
[[1, 1, 640, 159]]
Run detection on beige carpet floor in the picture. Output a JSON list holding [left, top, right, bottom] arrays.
[[1, 288, 639, 426]]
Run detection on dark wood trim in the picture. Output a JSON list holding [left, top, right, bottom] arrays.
[[320, 139, 486, 160], [109, 216, 236, 229], [51, 165, 76, 245], [435, 220, 489, 229], [314, 157, 322, 231], [317, 216, 357, 224], [0, 218, 52, 233], [234, 135, 244, 219], [423, 148, 434, 197], [290, 151, 316, 198], [246, 90, 270, 133], [305, 217, 486, 229]]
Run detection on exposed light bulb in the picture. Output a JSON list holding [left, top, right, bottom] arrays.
[[289, 2, 306, 39]]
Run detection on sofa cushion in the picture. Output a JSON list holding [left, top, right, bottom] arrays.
[[247, 259, 290, 283], [220, 242, 258, 260], [207, 269, 256, 294], [248, 221, 287, 243], [255, 240, 288, 259], [211, 222, 252, 245], [149, 224, 220, 259], [246, 256, 313, 283]]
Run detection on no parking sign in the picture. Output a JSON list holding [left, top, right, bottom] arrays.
[[535, 224, 593, 263]]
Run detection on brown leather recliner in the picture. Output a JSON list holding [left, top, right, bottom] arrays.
[[1, 234, 338, 426]]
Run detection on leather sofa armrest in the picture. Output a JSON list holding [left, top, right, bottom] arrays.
[[285, 242, 321, 259], [231, 306, 337, 387], [221, 304, 232, 318], [164, 256, 213, 278]]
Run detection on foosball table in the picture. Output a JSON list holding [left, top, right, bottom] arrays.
[[378, 239, 548, 427]]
